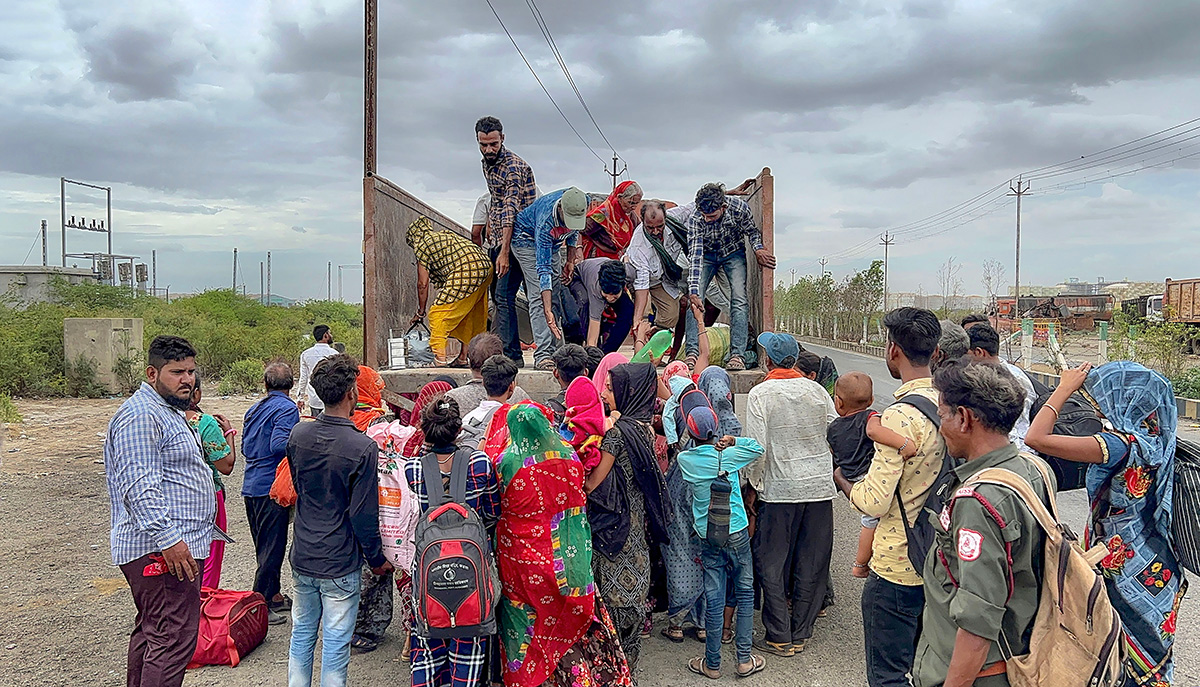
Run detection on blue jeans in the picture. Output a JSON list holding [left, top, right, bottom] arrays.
[[861, 572, 925, 687], [510, 242, 565, 364], [289, 570, 362, 687], [700, 528, 754, 670], [490, 245, 524, 362], [698, 250, 748, 361]]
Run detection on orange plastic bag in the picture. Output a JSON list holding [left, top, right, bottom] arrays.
[[269, 458, 297, 507]]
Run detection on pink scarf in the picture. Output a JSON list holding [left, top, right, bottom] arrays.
[[592, 352, 629, 395], [564, 377, 606, 473]]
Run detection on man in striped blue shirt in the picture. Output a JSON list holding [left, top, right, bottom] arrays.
[[105, 335, 215, 687]]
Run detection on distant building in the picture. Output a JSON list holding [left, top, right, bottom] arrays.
[[245, 293, 298, 307], [1, 265, 96, 307]]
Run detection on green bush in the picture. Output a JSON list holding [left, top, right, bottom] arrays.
[[0, 393, 20, 423], [0, 280, 363, 397], [1172, 367, 1200, 400], [65, 355, 107, 398], [224, 359, 265, 394]]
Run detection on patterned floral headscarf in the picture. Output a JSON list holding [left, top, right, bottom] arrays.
[[503, 402, 572, 460]]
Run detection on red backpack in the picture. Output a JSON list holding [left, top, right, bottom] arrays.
[[187, 588, 269, 668]]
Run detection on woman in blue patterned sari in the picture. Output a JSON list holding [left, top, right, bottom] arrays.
[[1027, 361, 1186, 686]]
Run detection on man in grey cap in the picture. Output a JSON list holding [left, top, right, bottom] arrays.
[[509, 187, 589, 369], [745, 332, 837, 658]]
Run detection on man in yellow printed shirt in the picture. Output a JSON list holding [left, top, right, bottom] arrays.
[[835, 307, 945, 687]]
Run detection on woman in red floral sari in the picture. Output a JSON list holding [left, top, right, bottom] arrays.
[[494, 403, 632, 687], [579, 181, 643, 259]]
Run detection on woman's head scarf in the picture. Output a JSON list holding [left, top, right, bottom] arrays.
[[405, 216, 434, 249], [662, 375, 697, 445], [662, 360, 690, 383], [592, 352, 629, 395], [504, 402, 571, 460], [564, 377, 606, 473], [581, 180, 639, 257], [401, 380, 452, 456], [1084, 361, 1177, 531], [608, 362, 672, 546], [351, 365, 386, 431], [698, 367, 741, 438]]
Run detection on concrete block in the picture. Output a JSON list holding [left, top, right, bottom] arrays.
[[63, 318, 144, 394]]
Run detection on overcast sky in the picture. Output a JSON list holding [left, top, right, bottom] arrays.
[[2, 0, 1199, 303]]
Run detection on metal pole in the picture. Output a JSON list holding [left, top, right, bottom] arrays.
[[106, 187, 113, 285], [60, 177, 66, 267], [233, 248, 238, 290], [260, 262, 264, 305], [364, 0, 377, 176], [152, 250, 157, 296], [338, 265, 343, 301], [266, 251, 271, 306], [1008, 179, 1030, 301], [880, 232, 894, 311], [328, 261, 332, 300], [41, 220, 47, 266]]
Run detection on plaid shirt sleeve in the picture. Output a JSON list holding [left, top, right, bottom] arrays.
[[109, 411, 182, 550], [734, 199, 764, 251], [687, 210, 705, 295]]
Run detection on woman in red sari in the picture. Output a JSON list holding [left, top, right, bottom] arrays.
[[400, 380, 453, 456], [495, 403, 632, 687], [580, 181, 643, 259]]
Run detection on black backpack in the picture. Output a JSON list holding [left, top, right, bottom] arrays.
[[706, 448, 733, 547], [890, 394, 951, 575], [412, 448, 500, 639], [1028, 390, 1103, 491]]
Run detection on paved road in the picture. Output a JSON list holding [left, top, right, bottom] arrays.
[[797, 341, 1198, 686]]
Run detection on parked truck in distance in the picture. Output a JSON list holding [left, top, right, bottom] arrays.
[[1163, 279, 1200, 353], [1122, 294, 1163, 322]]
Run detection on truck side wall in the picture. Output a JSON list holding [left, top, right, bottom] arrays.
[[1165, 279, 1200, 324]]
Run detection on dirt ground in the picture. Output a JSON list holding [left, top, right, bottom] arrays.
[[1, 389, 1196, 687]]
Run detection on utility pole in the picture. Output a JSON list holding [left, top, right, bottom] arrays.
[[791, 268, 796, 287], [327, 261, 332, 300], [232, 248, 238, 291], [880, 232, 894, 311], [152, 250, 157, 297], [40, 220, 47, 266], [266, 251, 272, 306], [1008, 178, 1030, 302], [259, 262, 265, 305], [364, 0, 377, 176], [606, 153, 626, 190], [60, 178, 66, 267], [818, 257, 828, 277]]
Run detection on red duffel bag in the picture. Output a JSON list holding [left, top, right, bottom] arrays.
[[187, 588, 269, 668]]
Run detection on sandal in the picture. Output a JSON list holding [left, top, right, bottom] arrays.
[[722, 628, 734, 645], [695, 628, 707, 642], [661, 626, 686, 643], [687, 656, 721, 680], [350, 634, 378, 654], [736, 654, 767, 678], [726, 356, 746, 371], [752, 638, 795, 657]]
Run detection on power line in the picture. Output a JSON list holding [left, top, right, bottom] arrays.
[[524, 0, 618, 156], [483, 0, 607, 165], [1020, 117, 1200, 178]]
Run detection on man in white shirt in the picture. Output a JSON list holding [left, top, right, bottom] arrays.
[[967, 323, 1036, 452], [296, 325, 338, 418], [627, 201, 688, 350], [458, 354, 518, 450], [745, 332, 837, 658]]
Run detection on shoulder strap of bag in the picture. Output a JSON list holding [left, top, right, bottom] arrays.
[[448, 446, 473, 505], [966, 467, 1061, 545], [888, 393, 949, 526], [422, 451, 448, 509]]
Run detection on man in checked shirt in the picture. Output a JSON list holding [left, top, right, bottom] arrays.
[[477, 115, 537, 366], [105, 335, 215, 687], [685, 182, 776, 371]]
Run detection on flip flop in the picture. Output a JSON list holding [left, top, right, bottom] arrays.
[[661, 626, 686, 644], [722, 628, 734, 645], [752, 638, 794, 657], [350, 635, 378, 654], [687, 657, 721, 680], [736, 654, 767, 678]]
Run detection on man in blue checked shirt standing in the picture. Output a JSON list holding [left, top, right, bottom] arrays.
[[105, 335, 215, 687], [685, 183, 776, 371]]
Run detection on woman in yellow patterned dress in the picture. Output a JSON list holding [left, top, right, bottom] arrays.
[[406, 217, 494, 366]]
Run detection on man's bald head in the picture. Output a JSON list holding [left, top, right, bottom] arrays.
[[833, 371, 874, 414]]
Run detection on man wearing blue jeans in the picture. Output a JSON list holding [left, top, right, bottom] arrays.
[[509, 186, 589, 370], [677, 405, 767, 679], [685, 183, 776, 371], [286, 354, 393, 687]]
